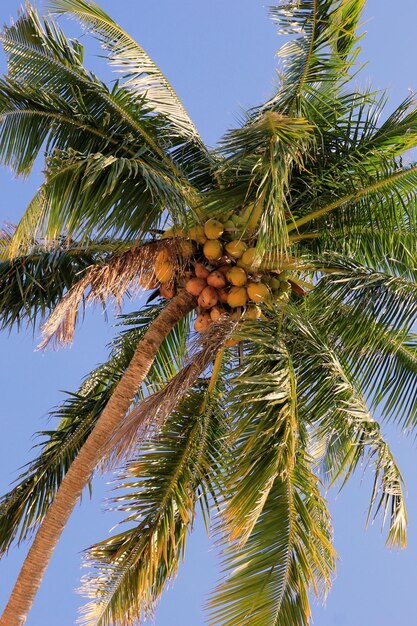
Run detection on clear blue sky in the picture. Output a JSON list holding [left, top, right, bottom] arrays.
[[0, 1, 417, 625]]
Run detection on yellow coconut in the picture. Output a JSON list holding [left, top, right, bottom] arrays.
[[160, 228, 174, 239], [204, 219, 224, 240], [186, 277, 207, 296], [247, 282, 270, 303], [194, 263, 210, 279], [225, 240, 247, 259], [227, 287, 247, 308], [241, 247, 262, 270], [244, 305, 261, 320], [161, 227, 185, 239], [188, 225, 207, 244], [155, 261, 173, 284], [230, 307, 243, 320], [227, 266, 247, 287], [203, 239, 223, 262], [194, 312, 212, 332], [225, 337, 241, 347], [236, 258, 250, 271], [156, 248, 170, 265], [178, 240, 195, 257]]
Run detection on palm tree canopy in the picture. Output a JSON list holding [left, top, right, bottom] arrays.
[[0, 1, 416, 625]]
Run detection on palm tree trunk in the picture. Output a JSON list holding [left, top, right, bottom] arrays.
[[0, 290, 195, 626]]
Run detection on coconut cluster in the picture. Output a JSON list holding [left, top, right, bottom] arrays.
[[155, 217, 295, 334]]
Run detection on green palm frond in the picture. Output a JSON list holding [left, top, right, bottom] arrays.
[[288, 161, 417, 235], [266, 0, 365, 114], [307, 293, 417, 426], [206, 319, 334, 626], [79, 384, 230, 626], [286, 306, 407, 547], [217, 113, 314, 256], [0, 7, 201, 241], [47, 0, 204, 147], [210, 452, 335, 626], [0, 233, 124, 330], [311, 256, 417, 331], [0, 306, 190, 555]]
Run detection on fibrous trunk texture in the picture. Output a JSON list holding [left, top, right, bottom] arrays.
[[0, 290, 195, 626]]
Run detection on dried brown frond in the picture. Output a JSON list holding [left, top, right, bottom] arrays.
[[39, 239, 188, 350], [104, 318, 236, 468]]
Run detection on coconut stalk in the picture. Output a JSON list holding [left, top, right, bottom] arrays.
[[0, 290, 196, 626]]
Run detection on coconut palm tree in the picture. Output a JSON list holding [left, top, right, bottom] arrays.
[[0, 1, 416, 625]]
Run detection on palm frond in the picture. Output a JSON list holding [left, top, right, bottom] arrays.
[[0, 306, 190, 555], [312, 255, 417, 331], [305, 293, 417, 426], [38, 240, 175, 349], [266, 0, 365, 114], [0, 233, 122, 330], [79, 383, 230, 626], [286, 306, 408, 547], [205, 319, 334, 626], [107, 318, 235, 465], [47, 0, 204, 146], [288, 162, 417, 235], [218, 112, 314, 257], [210, 452, 335, 626]]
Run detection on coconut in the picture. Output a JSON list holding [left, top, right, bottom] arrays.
[[194, 263, 210, 279], [161, 227, 185, 239], [247, 282, 270, 303], [225, 240, 247, 259], [204, 218, 224, 240], [198, 286, 219, 309], [186, 277, 207, 296], [178, 240, 195, 257], [227, 267, 247, 287], [160, 283, 176, 299], [227, 287, 247, 308], [225, 337, 240, 347], [269, 276, 282, 291], [241, 248, 262, 270], [217, 264, 231, 276], [188, 225, 207, 244], [230, 306, 243, 320], [203, 239, 223, 262], [194, 312, 212, 332], [213, 255, 231, 267], [244, 305, 261, 320], [275, 291, 290, 304], [210, 305, 227, 322], [155, 261, 173, 284], [156, 248, 170, 265], [217, 288, 229, 304], [223, 219, 236, 230], [207, 270, 226, 289], [279, 281, 292, 294]]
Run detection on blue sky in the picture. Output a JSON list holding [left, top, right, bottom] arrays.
[[0, 1, 417, 624]]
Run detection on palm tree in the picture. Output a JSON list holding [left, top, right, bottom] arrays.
[[0, 0, 416, 625]]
